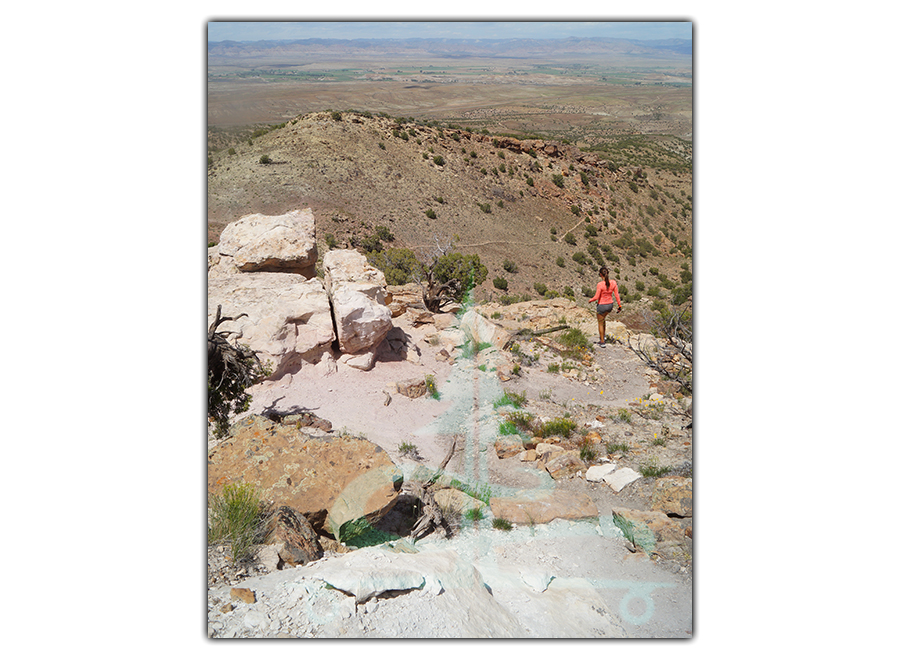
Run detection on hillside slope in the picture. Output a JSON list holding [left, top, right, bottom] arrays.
[[207, 111, 692, 310]]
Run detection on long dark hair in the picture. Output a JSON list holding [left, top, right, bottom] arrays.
[[599, 266, 611, 289]]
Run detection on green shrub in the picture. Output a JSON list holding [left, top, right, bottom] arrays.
[[534, 282, 548, 296], [639, 458, 673, 478], [259, 154, 272, 165], [492, 518, 513, 531], [579, 439, 597, 462], [571, 205, 581, 216], [613, 408, 632, 423], [431, 252, 488, 298], [547, 363, 560, 373], [425, 374, 440, 400], [208, 482, 267, 565], [330, 110, 342, 121], [324, 233, 338, 248], [495, 390, 527, 409], [607, 442, 629, 455], [366, 247, 422, 285], [526, 177, 534, 187], [552, 174, 565, 188], [498, 421, 521, 437], [492, 277, 508, 290], [572, 251, 587, 265], [563, 286, 574, 298], [425, 208, 437, 219], [534, 417, 578, 439], [432, 155, 445, 166], [464, 507, 484, 523], [398, 440, 419, 457], [556, 257, 565, 268], [502, 259, 518, 273], [227, 147, 236, 156], [557, 327, 589, 350], [564, 232, 576, 246], [505, 411, 534, 431]]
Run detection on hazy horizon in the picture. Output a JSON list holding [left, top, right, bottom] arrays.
[[208, 21, 692, 44]]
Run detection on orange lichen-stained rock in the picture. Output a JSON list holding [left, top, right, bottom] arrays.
[[208, 415, 403, 536]]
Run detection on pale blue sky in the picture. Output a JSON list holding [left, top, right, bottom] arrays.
[[208, 21, 692, 43]]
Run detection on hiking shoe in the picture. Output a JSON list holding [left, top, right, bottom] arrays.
[[600, 343, 607, 348]]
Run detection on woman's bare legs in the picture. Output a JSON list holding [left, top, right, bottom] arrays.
[[597, 312, 607, 345]]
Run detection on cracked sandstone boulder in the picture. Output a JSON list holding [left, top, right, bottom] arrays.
[[208, 416, 403, 536]]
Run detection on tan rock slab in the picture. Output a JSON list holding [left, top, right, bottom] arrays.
[[489, 490, 597, 525]]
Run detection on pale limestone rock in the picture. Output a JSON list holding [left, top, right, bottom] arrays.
[[604, 321, 631, 343], [603, 467, 642, 492], [459, 310, 512, 350], [323, 250, 392, 355], [342, 351, 376, 370], [207, 274, 335, 379], [585, 463, 617, 483], [217, 208, 317, 275]]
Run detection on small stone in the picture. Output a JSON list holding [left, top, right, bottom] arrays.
[[230, 587, 256, 604], [519, 449, 538, 462], [495, 437, 524, 459], [220, 603, 234, 613]]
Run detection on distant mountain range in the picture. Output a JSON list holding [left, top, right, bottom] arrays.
[[207, 37, 692, 60]]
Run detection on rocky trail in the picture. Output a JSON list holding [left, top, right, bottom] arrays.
[[207, 209, 692, 638]]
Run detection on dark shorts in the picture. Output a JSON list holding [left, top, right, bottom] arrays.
[[596, 302, 615, 315]]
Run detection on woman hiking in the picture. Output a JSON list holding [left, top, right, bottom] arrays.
[[587, 266, 622, 348]]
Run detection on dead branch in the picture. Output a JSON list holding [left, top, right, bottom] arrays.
[[404, 436, 457, 540]]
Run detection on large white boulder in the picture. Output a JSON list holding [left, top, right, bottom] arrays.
[[207, 273, 335, 379], [323, 249, 393, 356], [217, 208, 317, 276]]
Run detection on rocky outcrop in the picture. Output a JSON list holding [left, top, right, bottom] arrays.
[[323, 249, 393, 359], [208, 415, 403, 537], [207, 273, 335, 379], [217, 209, 317, 276], [651, 477, 693, 517], [384, 283, 425, 317]]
